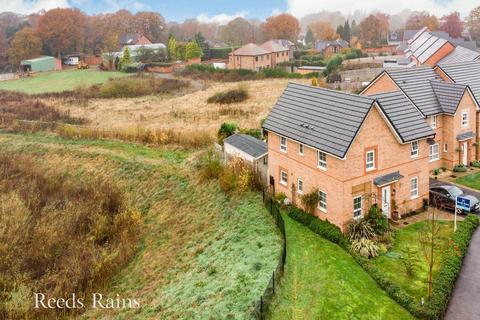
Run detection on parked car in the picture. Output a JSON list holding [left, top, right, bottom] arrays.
[[429, 185, 480, 213]]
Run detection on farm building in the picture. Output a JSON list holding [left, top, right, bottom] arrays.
[[20, 56, 61, 72]]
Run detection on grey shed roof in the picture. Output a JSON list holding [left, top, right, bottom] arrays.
[[439, 46, 480, 65], [224, 134, 267, 158], [374, 171, 404, 186], [437, 61, 480, 103], [430, 80, 468, 114], [457, 131, 475, 141], [371, 91, 435, 142], [262, 83, 375, 158], [385, 67, 444, 116]]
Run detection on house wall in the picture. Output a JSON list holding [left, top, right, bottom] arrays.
[[362, 73, 400, 96], [434, 67, 454, 82], [228, 54, 272, 70], [451, 92, 478, 166], [323, 45, 341, 58], [268, 105, 429, 230], [423, 42, 455, 66], [224, 143, 255, 163], [137, 36, 152, 45]]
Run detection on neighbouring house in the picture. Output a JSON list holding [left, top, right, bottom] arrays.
[[362, 65, 480, 171], [388, 30, 404, 46], [223, 133, 268, 185], [228, 41, 291, 71], [119, 33, 152, 46], [20, 56, 62, 72], [271, 39, 297, 59], [263, 83, 435, 230], [315, 39, 349, 58]]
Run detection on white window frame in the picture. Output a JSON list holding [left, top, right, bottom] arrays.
[[410, 177, 419, 199], [411, 140, 419, 158], [461, 110, 469, 127], [298, 143, 304, 156], [366, 150, 375, 171], [297, 178, 303, 194], [429, 143, 439, 162], [280, 170, 288, 186], [318, 191, 327, 213], [280, 136, 287, 152], [318, 151, 327, 170], [430, 115, 437, 129], [353, 195, 363, 220], [444, 143, 448, 153]]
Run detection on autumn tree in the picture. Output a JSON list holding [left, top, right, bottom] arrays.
[[167, 34, 177, 60], [132, 11, 167, 43], [194, 32, 210, 59], [467, 6, 480, 45], [220, 17, 255, 46], [304, 28, 314, 47], [185, 41, 202, 60], [7, 27, 42, 66], [309, 21, 338, 41], [37, 8, 87, 56], [358, 15, 383, 47], [374, 13, 390, 43], [440, 12, 464, 38], [405, 12, 439, 31], [102, 34, 119, 70], [262, 13, 300, 42]]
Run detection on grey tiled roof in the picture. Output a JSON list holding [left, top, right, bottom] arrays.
[[438, 46, 480, 65], [385, 67, 444, 116], [262, 83, 374, 158], [224, 134, 267, 158], [374, 171, 404, 186], [430, 80, 468, 114], [315, 39, 349, 52], [437, 61, 480, 103], [371, 91, 435, 142], [457, 131, 475, 141]]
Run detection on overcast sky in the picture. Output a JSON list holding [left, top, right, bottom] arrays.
[[2, 0, 478, 22]]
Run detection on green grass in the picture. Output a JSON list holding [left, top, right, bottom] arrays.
[[455, 172, 480, 190], [0, 69, 128, 94], [269, 215, 414, 320], [371, 221, 455, 300], [0, 132, 282, 320]]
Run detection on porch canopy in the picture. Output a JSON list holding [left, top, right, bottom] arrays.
[[373, 171, 404, 187]]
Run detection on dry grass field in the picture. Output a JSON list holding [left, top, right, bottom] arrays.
[[48, 78, 309, 135]]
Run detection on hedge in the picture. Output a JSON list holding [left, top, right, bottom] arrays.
[[209, 47, 238, 59], [425, 214, 479, 319]]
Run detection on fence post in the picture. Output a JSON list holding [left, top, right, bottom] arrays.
[[260, 296, 263, 320], [272, 271, 275, 293]]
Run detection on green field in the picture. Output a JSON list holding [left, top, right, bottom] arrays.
[[0, 132, 282, 319], [269, 215, 414, 320], [455, 172, 480, 190], [0, 69, 128, 94], [372, 221, 455, 300]]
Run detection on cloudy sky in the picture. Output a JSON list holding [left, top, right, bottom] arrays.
[[2, 0, 478, 22]]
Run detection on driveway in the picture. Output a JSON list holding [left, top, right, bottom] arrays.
[[430, 178, 480, 320]]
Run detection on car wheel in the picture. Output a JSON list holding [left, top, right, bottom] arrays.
[[455, 208, 463, 215]]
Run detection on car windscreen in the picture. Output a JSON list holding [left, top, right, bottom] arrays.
[[449, 186, 463, 198]]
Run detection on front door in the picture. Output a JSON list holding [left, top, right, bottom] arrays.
[[382, 186, 391, 218], [463, 142, 468, 166]]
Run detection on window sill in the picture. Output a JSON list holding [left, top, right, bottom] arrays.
[[366, 167, 376, 172], [411, 154, 419, 159], [317, 166, 327, 171], [297, 190, 303, 195], [318, 207, 327, 213], [280, 181, 287, 186], [280, 149, 287, 153], [411, 195, 419, 200], [429, 158, 439, 163]]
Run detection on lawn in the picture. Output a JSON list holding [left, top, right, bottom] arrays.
[[455, 172, 480, 190], [269, 214, 414, 320], [0, 69, 127, 94], [371, 221, 456, 300], [0, 131, 282, 320]]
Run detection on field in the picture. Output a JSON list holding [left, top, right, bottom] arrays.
[[0, 131, 282, 319], [455, 172, 480, 190], [0, 69, 128, 94], [371, 221, 456, 300], [269, 215, 414, 320]]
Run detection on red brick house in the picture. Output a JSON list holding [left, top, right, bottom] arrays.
[[228, 40, 291, 71], [119, 34, 152, 46]]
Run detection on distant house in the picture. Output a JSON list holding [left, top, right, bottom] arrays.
[[315, 39, 349, 58], [20, 56, 61, 72], [271, 39, 297, 58], [119, 34, 152, 46], [228, 41, 290, 71], [260, 40, 291, 65]]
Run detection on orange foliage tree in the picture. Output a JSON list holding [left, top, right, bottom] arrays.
[[309, 21, 338, 41], [406, 12, 439, 31], [262, 13, 300, 42], [358, 15, 384, 47], [441, 11, 464, 38], [7, 27, 42, 66]]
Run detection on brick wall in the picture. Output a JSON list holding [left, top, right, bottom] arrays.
[[362, 73, 400, 95]]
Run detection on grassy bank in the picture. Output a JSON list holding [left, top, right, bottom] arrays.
[[455, 172, 480, 190], [0, 132, 282, 320], [269, 215, 414, 320]]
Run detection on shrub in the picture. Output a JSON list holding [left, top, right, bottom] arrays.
[[433, 168, 440, 176], [217, 122, 239, 143], [198, 150, 223, 181], [401, 247, 419, 277], [219, 165, 237, 193], [471, 160, 480, 168], [348, 219, 376, 241], [351, 238, 379, 258], [207, 87, 249, 104], [453, 164, 467, 172], [286, 205, 314, 226], [426, 214, 479, 319], [364, 204, 389, 236], [300, 189, 320, 215]]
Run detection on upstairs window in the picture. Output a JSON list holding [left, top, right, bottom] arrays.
[[430, 115, 437, 129], [297, 178, 303, 194], [410, 177, 419, 199], [366, 149, 376, 171], [429, 143, 439, 162], [462, 110, 469, 127], [411, 141, 419, 158], [318, 191, 327, 212], [318, 151, 327, 170], [280, 136, 287, 152]]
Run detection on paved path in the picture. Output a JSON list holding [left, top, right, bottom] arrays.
[[444, 228, 480, 320]]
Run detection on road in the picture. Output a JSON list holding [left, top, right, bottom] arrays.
[[429, 178, 480, 198]]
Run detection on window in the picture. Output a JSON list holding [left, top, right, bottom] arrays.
[[318, 191, 327, 212], [462, 110, 469, 127], [411, 141, 419, 158], [280, 136, 287, 152], [280, 170, 288, 185], [430, 115, 437, 129], [353, 196, 363, 220], [297, 178, 303, 194], [410, 177, 419, 199], [429, 143, 439, 162], [255, 56, 258, 62], [366, 149, 375, 171], [299, 143, 304, 155], [318, 151, 327, 170], [444, 143, 448, 152]]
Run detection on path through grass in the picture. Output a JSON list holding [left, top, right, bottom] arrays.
[[269, 215, 414, 320]]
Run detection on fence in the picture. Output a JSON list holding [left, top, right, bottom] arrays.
[[250, 190, 287, 320]]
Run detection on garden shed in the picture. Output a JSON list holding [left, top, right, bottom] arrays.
[[20, 56, 61, 72]]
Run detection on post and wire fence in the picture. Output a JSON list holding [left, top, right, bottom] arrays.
[[250, 189, 287, 320]]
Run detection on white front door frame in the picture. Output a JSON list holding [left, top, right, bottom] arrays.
[[462, 141, 468, 166], [381, 186, 391, 218]]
